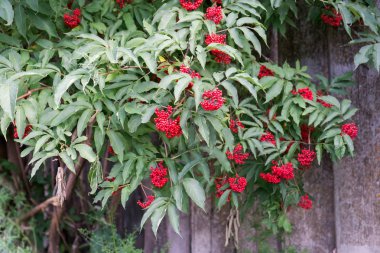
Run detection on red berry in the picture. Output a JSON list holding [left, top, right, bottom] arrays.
[[226, 144, 249, 164], [180, 0, 203, 11], [297, 149, 316, 167], [150, 162, 169, 188], [154, 106, 182, 138], [341, 123, 358, 139], [228, 175, 247, 193], [260, 132, 276, 145], [205, 6, 223, 24], [137, 195, 155, 208], [258, 65, 274, 79], [298, 194, 313, 209], [200, 88, 225, 111]]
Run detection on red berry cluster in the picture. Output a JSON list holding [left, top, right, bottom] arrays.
[[226, 144, 249, 164], [297, 149, 316, 167], [298, 194, 313, 210], [271, 162, 295, 180], [13, 125, 32, 139], [258, 65, 274, 79], [116, 0, 133, 8], [180, 0, 203, 11], [229, 119, 244, 133], [228, 175, 247, 193], [137, 195, 155, 208], [215, 177, 229, 198], [180, 64, 201, 89], [316, 90, 332, 108], [205, 6, 223, 24], [150, 162, 169, 188], [341, 123, 358, 139], [154, 106, 183, 138], [204, 33, 231, 64], [63, 8, 81, 29], [212, 0, 222, 4], [321, 6, 343, 27], [294, 87, 314, 101], [200, 88, 225, 111], [259, 173, 281, 184], [260, 132, 276, 145], [260, 161, 294, 184]]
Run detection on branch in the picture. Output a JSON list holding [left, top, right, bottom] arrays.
[[18, 196, 59, 223], [17, 87, 51, 101]]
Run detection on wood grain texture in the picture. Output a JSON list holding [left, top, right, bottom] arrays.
[[278, 4, 336, 252], [327, 25, 380, 253]]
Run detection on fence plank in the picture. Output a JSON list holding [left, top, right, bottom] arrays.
[[278, 6, 337, 253], [328, 26, 380, 253]]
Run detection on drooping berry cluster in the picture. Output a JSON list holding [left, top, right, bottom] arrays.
[[258, 65, 274, 79], [316, 90, 332, 108], [154, 106, 182, 138], [13, 125, 32, 139], [293, 87, 314, 100], [150, 162, 169, 188], [137, 195, 155, 208], [205, 6, 223, 24], [260, 132, 276, 145], [341, 123, 358, 139], [228, 175, 247, 193], [180, 0, 203, 11], [271, 162, 295, 180], [204, 33, 231, 64], [200, 88, 225, 111], [297, 149, 316, 167], [226, 144, 249, 164], [63, 8, 81, 29], [260, 161, 294, 184], [298, 194, 313, 209], [321, 6, 343, 27], [229, 119, 244, 133]]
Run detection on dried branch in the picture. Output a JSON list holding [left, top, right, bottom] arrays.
[[18, 196, 59, 223]]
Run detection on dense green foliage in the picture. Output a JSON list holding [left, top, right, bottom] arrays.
[[0, 0, 375, 249]]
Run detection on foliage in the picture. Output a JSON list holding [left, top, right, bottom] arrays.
[[79, 221, 142, 253], [0, 0, 368, 247]]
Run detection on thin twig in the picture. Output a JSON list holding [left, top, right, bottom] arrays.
[[18, 196, 59, 223], [17, 87, 51, 101]]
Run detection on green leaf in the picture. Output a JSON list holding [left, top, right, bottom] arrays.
[[74, 144, 97, 163], [159, 74, 184, 89], [54, 73, 84, 106], [123, 159, 135, 181], [34, 135, 50, 154], [0, 0, 14, 26], [29, 14, 58, 38], [140, 52, 157, 74], [178, 158, 202, 180], [26, 0, 39, 12], [14, 4, 26, 38], [107, 130, 125, 161], [221, 80, 238, 106], [183, 178, 206, 211], [59, 152, 76, 173], [168, 204, 180, 235], [343, 134, 354, 156], [0, 80, 18, 120], [174, 77, 191, 103], [217, 189, 231, 210], [315, 144, 322, 165], [172, 185, 183, 211], [194, 116, 209, 146], [77, 109, 93, 136], [50, 106, 81, 127], [141, 106, 157, 123], [265, 80, 283, 103], [151, 205, 167, 237], [318, 96, 340, 109]]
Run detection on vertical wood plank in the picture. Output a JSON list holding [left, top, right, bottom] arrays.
[[278, 4, 336, 252], [327, 26, 380, 253]]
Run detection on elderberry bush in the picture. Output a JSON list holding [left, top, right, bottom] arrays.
[[0, 0, 372, 241]]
